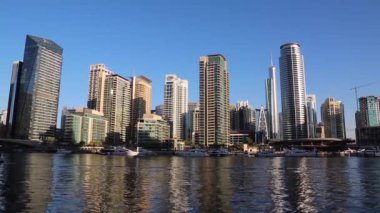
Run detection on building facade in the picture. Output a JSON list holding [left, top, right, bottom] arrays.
[[6, 61, 23, 137], [357, 96, 380, 128], [256, 106, 268, 143], [12, 35, 63, 141], [87, 64, 112, 113], [131, 76, 152, 142], [163, 74, 188, 140], [265, 56, 279, 139], [321, 97, 346, 139], [230, 101, 255, 133], [185, 102, 199, 141], [306, 94, 318, 138], [279, 43, 308, 140], [103, 74, 131, 144], [136, 114, 170, 147], [62, 108, 108, 144], [199, 54, 230, 146]]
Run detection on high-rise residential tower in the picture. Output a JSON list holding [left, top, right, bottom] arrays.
[[279, 43, 307, 140], [306, 94, 318, 138], [131, 75, 152, 142], [12, 35, 63, 141], [6, 61, 23, 137], [265, 56, 279, 139], [163, 74, 188, 139], [87, 64, 112, 113], [357, 96, 380, 128], [199, 54, 230, 146], [103, 74, 131, 144], [321, 97, 346, 139]]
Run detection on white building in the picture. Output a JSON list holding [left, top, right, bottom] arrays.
[[163, 74, 188, 140], [265, 56, 279, 139], [280, 43, 308, 140], [0, 110, 7, 125]]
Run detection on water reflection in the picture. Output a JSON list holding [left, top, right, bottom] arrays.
[[0, 153, 380, 212]]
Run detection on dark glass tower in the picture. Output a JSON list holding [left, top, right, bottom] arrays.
[[6, 61, 23, 137], [12, 35, 63, 141]]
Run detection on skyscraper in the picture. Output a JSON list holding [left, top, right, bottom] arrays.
[[87, 64, 112, 113], [12, 35, 63, 141], [256, 106, 268, 143], [279, 43, 307, 140], [103, 74, 131, 144], [321, 97, 346, 139], [306, 94, 318, 138], [265, 56, 279, 139], [163, 74, 188, 139], [199, 54, 230, 146], [6, 61, 23, 137], [357, 96, 380, 128], [131, 75, 152, 142], [185, 102, 199, 141], [230, 101, 255, 132]]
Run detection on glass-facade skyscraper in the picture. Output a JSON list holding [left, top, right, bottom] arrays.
[[6, 61, 23, 137], [12, 35, 63, 141], [279, 43, 308, 140], [265, 56, 279, 139]]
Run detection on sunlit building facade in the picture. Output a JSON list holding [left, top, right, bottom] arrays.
[[279, 43, 307, 140], [12, 35, 63, 141], [199, 54, 230, 146]]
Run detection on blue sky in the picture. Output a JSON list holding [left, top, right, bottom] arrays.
[[1, 0, 379, 138]]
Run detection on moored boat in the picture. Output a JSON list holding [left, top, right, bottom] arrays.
[[208, 148, 231, 157], [255, 149, 276, 157], [176, 149, 209, 157], [284, 147, 317, 157]]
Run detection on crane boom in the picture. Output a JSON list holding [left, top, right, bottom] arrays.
[[350, 82, 374, 111]]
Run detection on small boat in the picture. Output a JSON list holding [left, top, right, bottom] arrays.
[[256, 149, 276, 157], [176, 149, 209, 157], [100, 146, 128, 155], [56, 149, 72, 154], [127, 147, 139, 157], [284, 147, 317, 157], [208, 148, 231, 157]]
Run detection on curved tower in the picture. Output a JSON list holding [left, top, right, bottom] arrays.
[[279, 43, 307, 140]]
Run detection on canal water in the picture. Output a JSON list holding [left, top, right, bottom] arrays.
[[0, 153, 379, 212]]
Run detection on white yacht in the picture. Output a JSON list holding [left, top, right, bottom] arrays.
[[100, 146, 128, 155], [284, 147, 317, 157], [176, 149, 209, 157]]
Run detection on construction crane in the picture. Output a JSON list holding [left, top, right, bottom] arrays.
[[350, 82, 374, 111]]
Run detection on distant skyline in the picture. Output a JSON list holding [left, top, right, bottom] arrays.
[[1, 0, 380, 138]]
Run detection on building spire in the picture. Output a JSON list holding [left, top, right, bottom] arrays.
[[270, 53, 274, 66]]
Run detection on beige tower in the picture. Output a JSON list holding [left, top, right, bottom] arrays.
[[131, 75, 152, 142], [199, 54, 230, 146], [87, 64, 112, 113], [103, 74, 131, 144], [321, 97, 346, 139]]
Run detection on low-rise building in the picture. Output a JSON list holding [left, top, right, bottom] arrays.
[[356, 126, 380, 146], [62, 108, 108, 145], [136, 114, 170, 148], [230, 133, 249, 144]]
